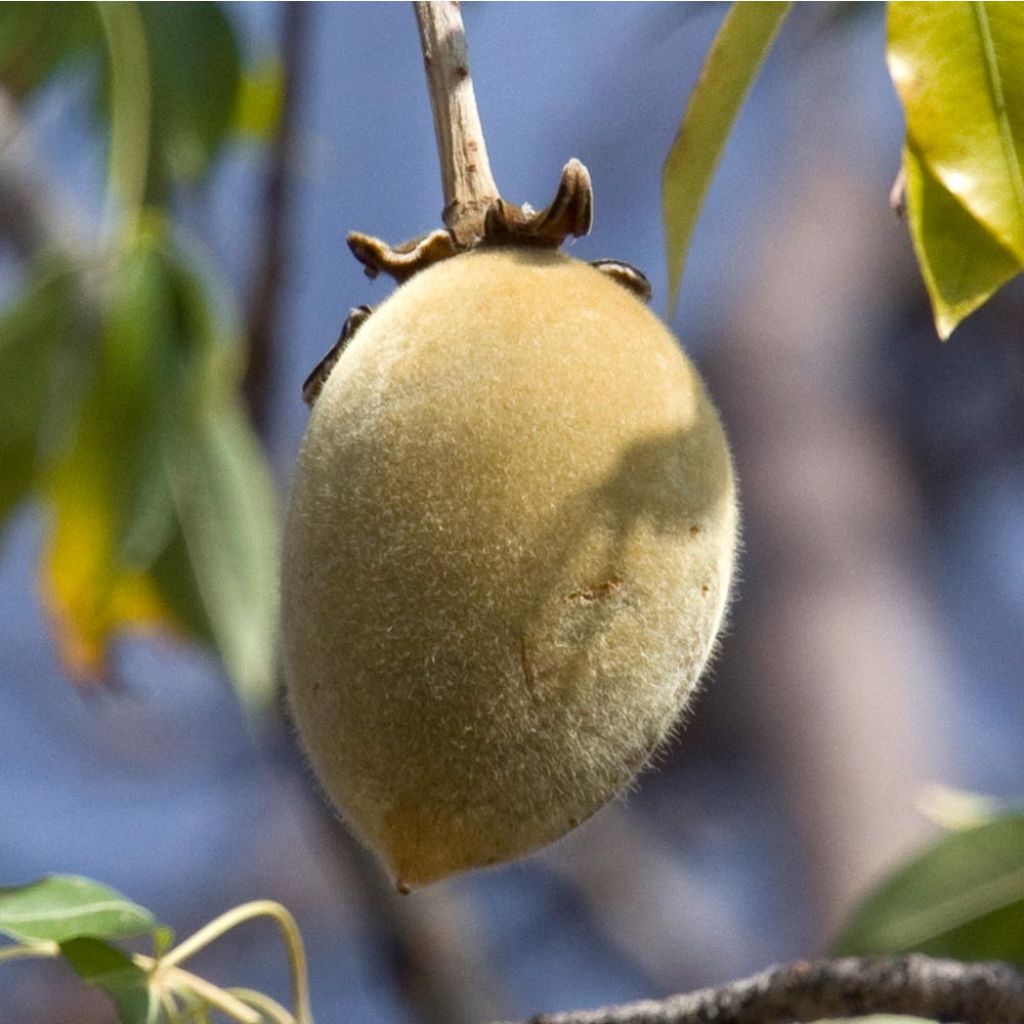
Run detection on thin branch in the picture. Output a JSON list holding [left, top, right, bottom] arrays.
[[155, 900, 311, 1024], [345, 4, 591, 285], [413, 0, 499, 246], [243, 0, 309, 435], [506, 956, 1024, 1024]]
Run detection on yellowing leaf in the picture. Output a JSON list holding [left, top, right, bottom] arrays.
[[29, 224, 278, 706], [889, 2, 1024, 336], [44, 464, 171, 679], [662, 1, 791, 317], [41, 237, 180, 679]]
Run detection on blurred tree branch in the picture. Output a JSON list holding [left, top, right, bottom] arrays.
[[512, 956, 1024, 1024], [243, 1, 308, 436], [0, 88, 83, 260]]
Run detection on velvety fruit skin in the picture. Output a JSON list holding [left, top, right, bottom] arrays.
[[282, 249, 738, 889]]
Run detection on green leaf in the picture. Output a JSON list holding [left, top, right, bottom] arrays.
[[0, 257, 82, 535], [139, 2, 242, 184], [0, 2, 101, 98], [1, 3, 241, 192], [0, 876, 157, 945], [888, 2, 1024, 337], [61, 937, 163, 1024], [832, 814, 1024, 966], [153, 245, 279, 708], [165, 397, 279, 708], [662, 1, 791, 317]]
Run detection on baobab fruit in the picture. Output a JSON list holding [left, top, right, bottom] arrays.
[[282, 248, 738, 889]]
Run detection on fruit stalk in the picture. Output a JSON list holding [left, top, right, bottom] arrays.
[[413, 1, 500, 246]]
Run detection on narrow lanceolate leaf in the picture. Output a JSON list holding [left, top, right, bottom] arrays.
[[832, 814, 1024, 967], [0, 876, 157, 945], [157, 247, 280, 708], [61, 937, 163, 1024], [889, 2, 1024, 338], [165, 398, 279, 709], [662, 1, 791, 318]]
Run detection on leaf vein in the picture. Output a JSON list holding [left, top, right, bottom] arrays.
[[972, 0, 1024, 233]]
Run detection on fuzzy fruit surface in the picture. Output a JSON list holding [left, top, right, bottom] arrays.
[[282, 249, 738, 888]]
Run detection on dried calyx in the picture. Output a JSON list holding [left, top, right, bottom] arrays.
[[304, 161, 651, 407], [347, 158, 594, 283]]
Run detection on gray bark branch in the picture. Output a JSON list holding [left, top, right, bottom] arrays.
[[507, 956, 1024, 1024]]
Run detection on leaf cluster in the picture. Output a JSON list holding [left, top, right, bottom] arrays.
[[663, 2, 1024, 339], [0, 2, 280, 704], [0, 876, 309, 1023]]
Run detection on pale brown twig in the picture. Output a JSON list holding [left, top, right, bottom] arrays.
[[413, 0, 499, 247]]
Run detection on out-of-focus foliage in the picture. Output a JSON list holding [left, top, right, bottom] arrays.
[[888, 1, 1024, 338], [0, 258, 84, 532], [833, 815, 1024, 967], [0, 3, 101, 99], [235, 57, 285, 143], [0, 2, 280, 706], [34, 226, 279, 705], [0, 1, 241, 191], [661, 2, 791, 318]]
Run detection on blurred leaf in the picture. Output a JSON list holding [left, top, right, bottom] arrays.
[[1, 2, 241, 192], [61, 936, 163, 1024], [888, 2, 1024, 337], [155, 246, 279, 708], [0, 876, 157, 945], [662, 1, 790, 317], [234, 57, 284, 141], [0, 2, 101, 97], [0, 257, 81, 535], [138, 2, 242, 184], [28, 223, 278, 704], [42, 230, 182, 680], [902, 143, 1020, 338], [165, 397, 279, 709], [833, 814, 1024, 966], [148, 522, 217, 648]]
